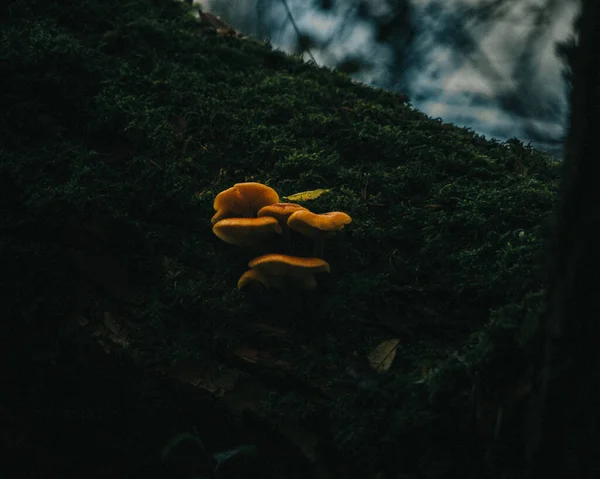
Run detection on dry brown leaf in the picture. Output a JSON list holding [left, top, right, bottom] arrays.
[[171, 360, 239, 397], [367, 339, 400, 373], [234, 348, 292, 371], [234, 347, 260, 364]]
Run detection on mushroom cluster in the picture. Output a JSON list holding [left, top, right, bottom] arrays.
[[211, 182, 352, 291]]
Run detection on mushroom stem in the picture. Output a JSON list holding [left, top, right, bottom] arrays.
[[248, 254, 330, 291], [282, 225, 292, 253], [312, 237, 325, 258]]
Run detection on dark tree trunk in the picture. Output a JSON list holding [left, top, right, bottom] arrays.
[[527, 0, 600, 476]]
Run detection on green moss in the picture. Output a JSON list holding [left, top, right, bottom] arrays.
[[1, 1, 560, 477]]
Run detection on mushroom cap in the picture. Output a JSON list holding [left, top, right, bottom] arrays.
[[249, 254, 330, 274], [237, 269, 270, 290], [211, 186, 245, 224], [248, 254, 330, 290], [212, 217, 282, 246], [287, 211, 352, 238], [211, 182, 279, 225], [257, 202, 308, 225]]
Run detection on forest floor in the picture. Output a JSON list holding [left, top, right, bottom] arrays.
[[1, 1, 560, 477]]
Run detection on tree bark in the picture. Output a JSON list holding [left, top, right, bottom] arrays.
[[527, 0, 600, 476]]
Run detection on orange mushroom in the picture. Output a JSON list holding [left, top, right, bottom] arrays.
[[287, 210, 352, 257], [257, 202, 308, 224], [237, 269, 270, 290], [211, 182, 279, 225], [212, 217, 282, 247], [257, 202, 308, 252], [238, 254, 330, 290]]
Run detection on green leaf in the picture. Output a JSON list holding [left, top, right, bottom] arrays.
[[283, 188, 330, 202], [214, 444, 257, 466], [161, 433, 208, 462], [214, 444, 259, 478]]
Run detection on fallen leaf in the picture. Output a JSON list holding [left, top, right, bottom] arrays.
[[171, 360, 239, 397], [234, 348, 292, 371], [284, 189, 330, 202], [234, 347, 260, 364], [367, 339, 400, 373]]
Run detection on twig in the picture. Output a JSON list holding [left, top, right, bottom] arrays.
[[279, 0, 317, 64]]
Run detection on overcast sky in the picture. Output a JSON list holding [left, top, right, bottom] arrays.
[[196, 0, 580, 159]]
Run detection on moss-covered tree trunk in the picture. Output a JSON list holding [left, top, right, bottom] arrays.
[[528, 1, 600, 476]]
